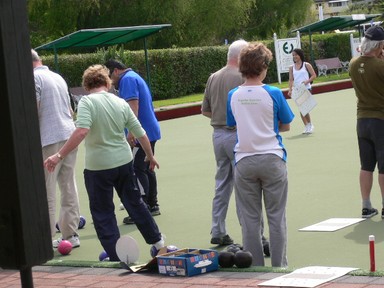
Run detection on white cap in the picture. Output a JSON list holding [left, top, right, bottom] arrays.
[[369, 235, 375, 241]]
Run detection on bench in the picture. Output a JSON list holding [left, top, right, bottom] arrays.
[[314, 57, 343, 77]]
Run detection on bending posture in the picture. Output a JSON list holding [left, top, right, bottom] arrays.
[[105, 59, 161, 224], [288, 48, 317, 134], [44, 65, 164, 261], [227, 42, 294, 267]]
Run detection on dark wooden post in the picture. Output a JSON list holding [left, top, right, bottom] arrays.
[[0, 1, 53, 287]]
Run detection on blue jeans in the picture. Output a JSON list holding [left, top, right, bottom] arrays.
[[84, 162, 161, 261]]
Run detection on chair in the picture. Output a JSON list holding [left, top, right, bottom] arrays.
[[341, 61, 349, 72], [316, 64, 328, 77]]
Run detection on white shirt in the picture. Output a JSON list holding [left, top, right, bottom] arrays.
[[292, 62, 311, 90]]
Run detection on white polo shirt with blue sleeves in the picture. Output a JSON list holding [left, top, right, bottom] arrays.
[[227, 84, 294, 163]]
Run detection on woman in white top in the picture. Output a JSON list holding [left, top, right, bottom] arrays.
[[288, 48, 317, 134]]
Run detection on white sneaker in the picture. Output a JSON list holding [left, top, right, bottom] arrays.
[[150, 234, 166, 257], [153, 234, 166, 250], [307, 124, 314, 134], [53, 235, 80, 248], [302, 123, 314, 134]]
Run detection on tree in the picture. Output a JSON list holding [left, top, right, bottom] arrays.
[[348, 0, 384, 17], [244, 0, 313, 40], [28, 0, 103, 47], [174, 0, 255, 46], [28, 0, 312, 49]]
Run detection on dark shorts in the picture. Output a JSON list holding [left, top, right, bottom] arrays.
[[357, 118, 384, 173]]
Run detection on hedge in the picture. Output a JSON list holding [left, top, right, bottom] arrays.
[[41, 33, 355, 101]]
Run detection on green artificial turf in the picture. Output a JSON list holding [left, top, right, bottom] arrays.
[[45, 259, 121, 269], [50, 87, 384, 274], [43, 259, 384, 277]]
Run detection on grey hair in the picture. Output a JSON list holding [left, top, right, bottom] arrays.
[[227, 39, 248, 61], [31, 49, 41, 62], [360, 38, 384, 54]]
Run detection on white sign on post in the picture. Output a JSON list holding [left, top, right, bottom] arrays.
[[274, 32, 301, 84]]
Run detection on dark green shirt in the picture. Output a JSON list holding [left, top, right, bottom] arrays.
[[349, 56, 384, 119]]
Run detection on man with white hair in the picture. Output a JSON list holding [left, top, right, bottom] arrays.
[[32, 49, 81, 248], [349, 25, 384, 219], [202, 40, 269, 255]]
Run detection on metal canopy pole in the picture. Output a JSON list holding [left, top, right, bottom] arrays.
[[143, 37, 151, 90], [309, 29, 314, 66], [53, 45, 59, 73]]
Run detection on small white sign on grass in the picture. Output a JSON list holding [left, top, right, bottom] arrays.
[[258, 266, 358, 287], [299, 218, 365, 232]]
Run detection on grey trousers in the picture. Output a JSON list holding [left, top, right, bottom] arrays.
[[211, 128, 238, 238], [235, 154, 288, 267], [43, 141, 80, 239]]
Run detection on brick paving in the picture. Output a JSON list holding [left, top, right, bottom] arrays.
[[1, 266, 384, 288]]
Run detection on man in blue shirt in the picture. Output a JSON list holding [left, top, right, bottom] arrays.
[[105, 59, 161, 223]]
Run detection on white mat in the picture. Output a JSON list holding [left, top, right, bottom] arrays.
[[258, 266, 358, 287], [299, 218, 365, 232]]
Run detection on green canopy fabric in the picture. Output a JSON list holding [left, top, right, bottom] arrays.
[[291, 14, 381, 34], [35, 24, 172, 50], [34, 24, 171, 85], [291, 14, 380, 64]]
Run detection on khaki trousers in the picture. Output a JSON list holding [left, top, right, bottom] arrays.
[[42, 141, 80, 240]]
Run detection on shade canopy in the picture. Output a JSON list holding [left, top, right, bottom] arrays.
[[291, 14, 381, 34], [291, 14, 381, 65], [35, 24, 172, 51], [34, 24, 171, 86]]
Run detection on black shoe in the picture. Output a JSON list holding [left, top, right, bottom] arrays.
[[123, 216, 135, 224], [150, 205, 161, 216], [211, 234, 234, 246], [362, 208, 378, 218], [263, 240, 270, 257]]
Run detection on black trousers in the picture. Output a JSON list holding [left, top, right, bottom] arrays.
[[133, 141, 159, 208]]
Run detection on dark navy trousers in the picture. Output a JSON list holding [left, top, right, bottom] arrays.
[[84, 161, 161, 261]]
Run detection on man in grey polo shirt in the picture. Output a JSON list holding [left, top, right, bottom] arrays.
[[202, 40, 269, 255], [32, 49, 80, 249]]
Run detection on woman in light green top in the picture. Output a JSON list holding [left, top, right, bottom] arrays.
[[44, 64, 165, 261]]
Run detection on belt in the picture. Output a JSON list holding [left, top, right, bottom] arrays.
[[213, 126, 236, 131]]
